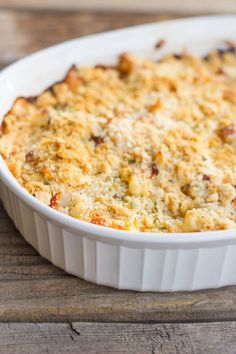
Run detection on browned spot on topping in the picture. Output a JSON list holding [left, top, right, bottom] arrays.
[[148, 99, 162, 113], [150, 163, 159, 177], [155, 39, 165, 49], [181, 184, 190, 194], [223, 91, 236, 104], [113, 193, 119, 199], [203, 174, 211, 182], [95, 64, 112, 70], [49, 193, 61, 209], [90, 135, 104, 145], [66, 65, 81, 91], [218, 123, 235, 141], [26, 96, 36, 103], [118, 53, 133, 76]]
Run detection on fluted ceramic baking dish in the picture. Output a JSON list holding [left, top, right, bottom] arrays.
[[1, 15, 236, 291]]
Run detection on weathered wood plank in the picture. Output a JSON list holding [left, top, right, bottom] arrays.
[[0, 204, 236, 322], [0, 321, 236, 354], [0, 9, 174, 69], [0, 0, 235, 14]]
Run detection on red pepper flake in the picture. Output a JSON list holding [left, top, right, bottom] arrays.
[[90, 135, 104, 145], [49, 193, 60, 209], [218, 123, 235, 141], [203, 174, 211, 182], [155, 39, 165, 49], [150, 163, 159, 177]]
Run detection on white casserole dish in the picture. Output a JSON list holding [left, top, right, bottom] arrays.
[[1, 15, 236, 291]]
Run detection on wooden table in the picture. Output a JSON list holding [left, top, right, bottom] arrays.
[[0, 8, 236, 353]]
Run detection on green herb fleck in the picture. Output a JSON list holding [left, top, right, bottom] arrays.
[[128, 159, 136, 164], [130, 200, 137, 209]]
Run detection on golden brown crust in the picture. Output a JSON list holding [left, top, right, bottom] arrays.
[[1, 49, 236, 232]]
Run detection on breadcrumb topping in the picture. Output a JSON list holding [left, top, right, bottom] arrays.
[[1, 49, 236, 232]]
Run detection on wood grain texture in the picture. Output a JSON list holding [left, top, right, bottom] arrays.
[[0, 9, 175, 69], [0, 202, 236, 323], [0, 321, 236, 354], [1, 0, 236, 14]]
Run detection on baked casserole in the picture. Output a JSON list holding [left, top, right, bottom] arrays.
[[1, 48, 236, 233]]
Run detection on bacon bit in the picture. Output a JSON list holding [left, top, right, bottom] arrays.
[[118, 53, 133, 76], [224, 40, 236, 52], [218, 123, 235, 141], [25, 151, 34, 162], [49, 193, 61, 209], [91, 213, 108, 226], [217, 41, 236, 55], [217, 67, 225, 75], [155, 39, 165, 49], [225, 39, 235, 47], [90, 135, 104, 145], [173, 54, 182, 60], [203, 174, 211, 182], [150, 163, 159, 177]]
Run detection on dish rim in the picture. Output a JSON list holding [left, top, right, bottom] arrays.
[[1, 14, 236, 244]]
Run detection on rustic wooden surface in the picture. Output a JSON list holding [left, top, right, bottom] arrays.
[[0, 8, 236, 353], [0, 322, 236, 354], [0, 10, 175, 69], [1, 0, 236, 14]]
